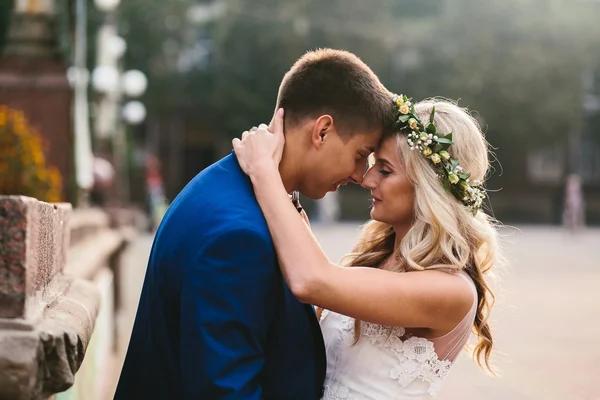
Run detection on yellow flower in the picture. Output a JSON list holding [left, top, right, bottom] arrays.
[[439, 150, 451, 160], [400, 105, 410, 114], [448, 173, 459, 184], [408, 119, 418, 130], [430, 153, 441, 164], [422, 147, 432, 157], [396, 95, 405, 106]]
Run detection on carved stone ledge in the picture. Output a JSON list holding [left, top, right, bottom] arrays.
[[0, 277, 100, 400]]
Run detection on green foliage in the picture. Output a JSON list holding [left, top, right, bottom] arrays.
[[5, 0, 598, 183], [0, 1, 14, 54]]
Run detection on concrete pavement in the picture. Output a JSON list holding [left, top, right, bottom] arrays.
[[110, 224, 600, 400]]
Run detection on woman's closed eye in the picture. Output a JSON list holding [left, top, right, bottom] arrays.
[[379, 169, 391, 176]]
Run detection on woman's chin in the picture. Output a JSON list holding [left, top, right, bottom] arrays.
[[369, 208, 380, 220], [369, 208, 389, 224]]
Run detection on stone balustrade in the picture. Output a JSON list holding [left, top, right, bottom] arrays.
[[0, 195, 135, 400]]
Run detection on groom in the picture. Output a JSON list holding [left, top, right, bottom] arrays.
[[114, 49, 395, 399]]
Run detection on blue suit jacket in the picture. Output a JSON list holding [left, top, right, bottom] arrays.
[[114, 153, 326, 399]]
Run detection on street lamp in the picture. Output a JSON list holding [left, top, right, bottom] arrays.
[[121, 70, 148, 98], [93, 0, 120, 13], [91, 65, 120, 94], [122, 101, 147, 125], [107, 34, 127, 59], [92, 0, 149, 203]]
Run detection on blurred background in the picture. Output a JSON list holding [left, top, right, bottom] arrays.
[[0, 0, 599, 399]]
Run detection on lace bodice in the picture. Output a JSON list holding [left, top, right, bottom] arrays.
[[319, 273, 477, 400]]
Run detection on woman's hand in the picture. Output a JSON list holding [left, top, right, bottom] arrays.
[[232, 108, 285, 179]]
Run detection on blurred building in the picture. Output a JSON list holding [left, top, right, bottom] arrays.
[[0, 1, 75, 201]]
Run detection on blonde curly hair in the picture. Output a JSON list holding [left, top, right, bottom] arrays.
[[343, 98, 502, 373]]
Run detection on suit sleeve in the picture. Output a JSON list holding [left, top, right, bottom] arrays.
[[180, 227, 277, 399]]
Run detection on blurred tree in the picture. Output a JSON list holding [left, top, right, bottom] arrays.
[[3, 0, 598, 215], [415, 0, 600, 186], [0, 2, 13, 54]]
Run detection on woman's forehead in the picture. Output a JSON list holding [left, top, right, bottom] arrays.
[[374, 136, 398, 157]]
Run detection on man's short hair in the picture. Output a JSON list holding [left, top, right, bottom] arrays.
[[276, 49, 395, 137]]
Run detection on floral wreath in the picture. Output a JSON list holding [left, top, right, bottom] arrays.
[[393, 94, 486, 214]]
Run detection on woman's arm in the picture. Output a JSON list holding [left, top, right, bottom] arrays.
[[233, 111, 473, 331], [250, 169, 472, 330]]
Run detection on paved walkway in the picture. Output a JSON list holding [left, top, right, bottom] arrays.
[[111, 224, 600, 400]]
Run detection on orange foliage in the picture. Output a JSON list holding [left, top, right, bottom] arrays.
[[0, 105, 63, 202]]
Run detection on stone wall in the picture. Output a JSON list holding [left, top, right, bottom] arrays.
[[0, 196, 134, 400]]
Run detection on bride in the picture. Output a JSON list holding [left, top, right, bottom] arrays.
[[233, 96, 501, 399]]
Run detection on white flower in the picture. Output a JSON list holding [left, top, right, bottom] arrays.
[[403, 337, 435, 362], [400, 104, 410, 114], [323, 385, 350, 399], [448, 173, 460, 184], [401, 358, 420, 375], [340, 315, 354, 331], [390, 364, 418, 387]]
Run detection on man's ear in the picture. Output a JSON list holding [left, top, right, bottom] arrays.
[[311, 115, 335, 149]]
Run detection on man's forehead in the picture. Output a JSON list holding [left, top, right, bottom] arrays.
[[358, 131, 381, 151]]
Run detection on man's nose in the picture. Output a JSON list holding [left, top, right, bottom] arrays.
[[361, 169, 375, 189], [350, 162, 367, 184], [349, 171, 363, 185]]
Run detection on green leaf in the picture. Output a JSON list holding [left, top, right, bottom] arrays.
[[429, 106, 436, 124], [443, 179, 451, 193], [436, 138, 453, 145], [458, 172, 471, 180], [397, 115, 411, 123], [451, 159, 459, 169], [427, 123, 436, 134]]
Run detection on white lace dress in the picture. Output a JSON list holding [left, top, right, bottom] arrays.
[[319, 273, 477, 400]]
